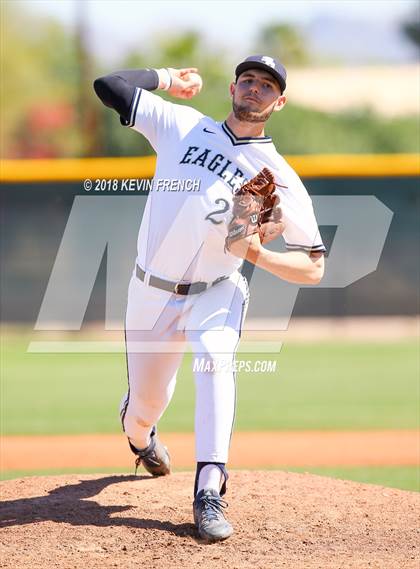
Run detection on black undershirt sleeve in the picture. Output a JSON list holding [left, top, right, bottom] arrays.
[[93, 68, 160, 123]]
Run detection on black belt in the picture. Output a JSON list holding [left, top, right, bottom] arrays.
[[136, 265, 228, 295]]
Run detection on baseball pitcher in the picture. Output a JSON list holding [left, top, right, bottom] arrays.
[[94, 55, 325, 542]]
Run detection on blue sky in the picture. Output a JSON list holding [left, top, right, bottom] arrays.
[[17, 0, 419, 64]]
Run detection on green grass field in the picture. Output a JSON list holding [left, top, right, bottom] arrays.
[[1, 330, 419, 490], [2, 333, 418, 434]]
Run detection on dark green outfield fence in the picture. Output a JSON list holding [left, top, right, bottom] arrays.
[[1, 156, 419, 324]]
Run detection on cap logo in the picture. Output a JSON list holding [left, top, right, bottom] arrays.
[[261, 56, 275, 69]]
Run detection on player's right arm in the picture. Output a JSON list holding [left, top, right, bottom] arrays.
[[93, 67, 203, 150], [93, 67, 200, 122]]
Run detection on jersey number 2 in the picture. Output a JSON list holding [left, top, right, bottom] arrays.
[[205, 198, 230, 225]]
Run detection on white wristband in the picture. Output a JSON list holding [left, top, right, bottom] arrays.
[[156, 68, 172, 91]]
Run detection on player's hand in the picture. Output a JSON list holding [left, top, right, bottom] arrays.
[[228, 232, 263, 263], [167, 68, 201, 99]]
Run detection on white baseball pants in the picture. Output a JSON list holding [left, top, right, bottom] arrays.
[[120, 268, 249, 463]]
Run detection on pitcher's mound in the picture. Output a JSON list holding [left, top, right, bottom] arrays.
[[1, 471, 418, 569]]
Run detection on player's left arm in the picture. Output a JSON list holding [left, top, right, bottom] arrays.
[[230, 235, 325, 285], [227, 166, 326, 284], [256, 245, 325, 285]]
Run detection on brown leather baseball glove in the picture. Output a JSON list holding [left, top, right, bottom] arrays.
[[225, 168, 285, 252]]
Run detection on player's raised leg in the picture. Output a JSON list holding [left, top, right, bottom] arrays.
[[121, 274, 187, 474]]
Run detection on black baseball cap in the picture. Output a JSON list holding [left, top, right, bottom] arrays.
[[235, 55, 287, 93]]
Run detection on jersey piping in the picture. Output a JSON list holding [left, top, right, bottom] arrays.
[[121, 87, 142, 127], [221, 121, 272, 146], [285, 242, 326, 253]]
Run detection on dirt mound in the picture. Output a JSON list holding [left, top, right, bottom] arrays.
[[1, 471, 418, 569]]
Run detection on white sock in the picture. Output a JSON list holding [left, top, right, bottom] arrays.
[[129, 431, 151, 451], [198, 464, 222, 493]]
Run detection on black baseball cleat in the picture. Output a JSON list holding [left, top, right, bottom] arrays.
[[129, 426, 170, 477], [193, 488, 233, 542]]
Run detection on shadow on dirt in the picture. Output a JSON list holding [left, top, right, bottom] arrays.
[[0, 475, 195, 538]]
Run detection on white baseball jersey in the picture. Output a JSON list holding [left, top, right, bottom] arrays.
[[127, 88, 325, 283]]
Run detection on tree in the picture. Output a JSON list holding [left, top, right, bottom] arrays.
[[0, 3, 83, 157], [402, 9, 420, 49], [256, 24, 310, 66]]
